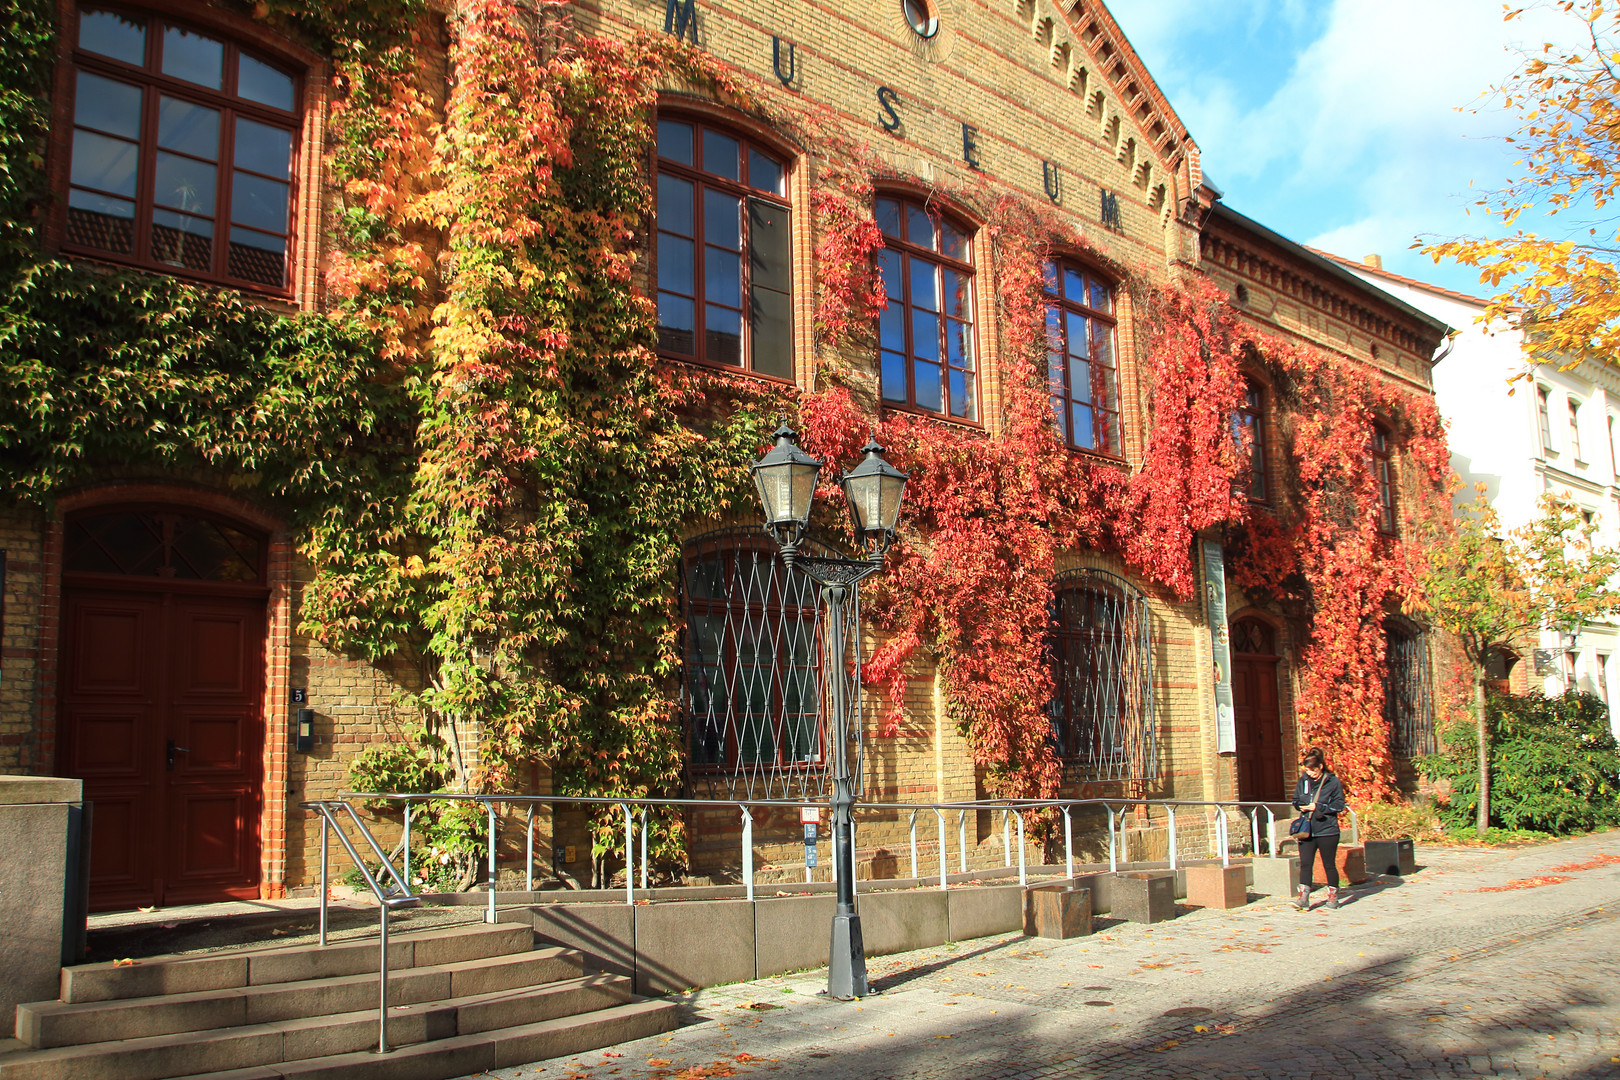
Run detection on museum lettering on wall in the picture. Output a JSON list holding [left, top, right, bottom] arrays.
[[661, 0, 1135, 232]]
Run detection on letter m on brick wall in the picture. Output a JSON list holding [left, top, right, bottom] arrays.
[[665, 0, 698, 43]]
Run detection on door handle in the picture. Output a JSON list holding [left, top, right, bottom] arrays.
[[167, 739, 191, 771]]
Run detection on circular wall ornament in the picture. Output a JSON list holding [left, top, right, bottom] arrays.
[[902, 0, 939, 39], [894, 0, 956, 62]]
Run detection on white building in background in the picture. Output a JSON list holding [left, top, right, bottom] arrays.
[[1323, 252, 1620, 741]]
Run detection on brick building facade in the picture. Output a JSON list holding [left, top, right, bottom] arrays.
[[0, 0, 1450, 908]]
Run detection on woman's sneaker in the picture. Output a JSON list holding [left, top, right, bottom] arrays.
[[1294, 884, 1310, 910], [1325, 886, 1340, 910]]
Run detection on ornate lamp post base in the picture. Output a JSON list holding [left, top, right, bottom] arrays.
[[828, 911, 868, 999]]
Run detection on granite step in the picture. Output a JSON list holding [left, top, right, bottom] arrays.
[[0, 975, 634, 1080], [19, 947, 585, 1049], [59, 922, 533, 1004], [169, 999, 681, 1080]]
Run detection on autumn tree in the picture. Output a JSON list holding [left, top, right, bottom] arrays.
[[1418, 489, 1620, 831], [1425, 1, 1620, 368]]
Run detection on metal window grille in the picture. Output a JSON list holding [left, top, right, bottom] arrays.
[[1047, 568, 1156, 781], [680, 528, 861, 801], [1385, 623, 1435, 757]]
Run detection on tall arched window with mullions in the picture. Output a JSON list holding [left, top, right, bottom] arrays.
[[61, 5, 300, 292], [654, 117, 793, 379], [1043, 260, 1121, 455], [876, 195, 978, 420]]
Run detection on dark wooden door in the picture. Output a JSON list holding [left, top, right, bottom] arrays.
[[60, 583, 265, 910], [164, 595, 265, 904], [1232, 654, 1283, 802], [58, 591, 165, 909]]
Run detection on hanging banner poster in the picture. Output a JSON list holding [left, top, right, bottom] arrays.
[[1203, 539, 1236, 755]]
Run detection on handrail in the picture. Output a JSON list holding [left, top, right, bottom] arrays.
[[303, 800, 420, 1056], [335, 791, 1332, 914]]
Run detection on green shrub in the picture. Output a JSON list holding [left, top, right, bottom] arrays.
[[1418, 690, 1620, 835]]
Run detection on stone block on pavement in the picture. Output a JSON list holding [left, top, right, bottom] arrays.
[[1111, 872, 1175, 923], [1364, 838, 1417, 875], [1251, 856, 1300, 896], [947, 884, 1023, 941], [1023, 884, 1091, 938], [1183, 863, 1248, 909], [1313, 843, 1368, 885]]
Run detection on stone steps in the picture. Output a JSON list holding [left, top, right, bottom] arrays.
[[19, 947, 585, 1049], [60, 922, 534, 1004], [3, 921, 678, 1080], [172, 999, 681, 1080]]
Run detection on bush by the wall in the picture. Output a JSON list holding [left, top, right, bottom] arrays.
[[1419, 690, 1620, 835]]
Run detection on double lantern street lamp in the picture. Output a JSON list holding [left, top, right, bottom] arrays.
[[750, 424, 907, 1000]]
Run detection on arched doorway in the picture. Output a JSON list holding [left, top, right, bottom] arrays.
[[56, 506, 268, 910], [1230, 616, 1284, 802]]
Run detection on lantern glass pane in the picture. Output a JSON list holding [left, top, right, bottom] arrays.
[[879, 474, 906, 531], [754, 465, 786, 524], [845, 475, 878, 534], [789, 462, 818, 524]]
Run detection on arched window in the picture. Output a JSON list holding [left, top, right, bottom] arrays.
[[1231, 616, 1274, 656], [1484, 646, 1518, 695], [1370, 423, 1397, 535], [654, 117, 792, 379], [1537, 385, 1554, 455], [65, 508, 264, 582], [62, 5, 300, 291], [680, 529, 856, 801], [1046, 569, 1155, 780], [1232, 378, 1267, 502], [1042, 259, 1120, 454], [876, 195, 978, 420], [1384, 620, 1433, 757]]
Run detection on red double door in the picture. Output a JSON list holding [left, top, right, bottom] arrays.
[[58, 586, 266, 911]]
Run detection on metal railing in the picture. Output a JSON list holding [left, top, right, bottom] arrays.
[[319, 792, 1357, 920], [304, 800, 421, 1055]]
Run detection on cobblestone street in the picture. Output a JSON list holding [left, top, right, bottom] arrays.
[[461, 832, 1620, 1080]]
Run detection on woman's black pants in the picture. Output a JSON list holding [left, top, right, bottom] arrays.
[[1298, 833, 1340, 888]]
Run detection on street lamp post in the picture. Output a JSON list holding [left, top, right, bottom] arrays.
[[750, 423, 906, 1000]]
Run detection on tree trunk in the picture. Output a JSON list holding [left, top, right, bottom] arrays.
[[1474, 669, 1490, 833]]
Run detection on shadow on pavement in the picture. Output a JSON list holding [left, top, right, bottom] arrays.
[[727, 904, 1619, 1080]]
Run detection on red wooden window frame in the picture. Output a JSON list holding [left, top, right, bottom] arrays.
[[1233, 377, 1267, 502], [876, 195, 978, 421], [1042, 259, 1121, 455], [1371, 423, 1398, 535], [653, 116, 793, 379], [59, 4, 301, 294]]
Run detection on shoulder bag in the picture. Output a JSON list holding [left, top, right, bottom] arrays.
[[1289, 777, 1315, 839]]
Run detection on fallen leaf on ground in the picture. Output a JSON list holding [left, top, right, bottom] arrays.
[[1549, 853, 1620, 872], [1476, 876, 1572, 892]]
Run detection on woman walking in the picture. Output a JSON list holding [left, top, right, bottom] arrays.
[[1292, 747, 1347, 910]]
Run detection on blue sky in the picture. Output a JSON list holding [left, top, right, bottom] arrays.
[[1106, 0, 1583, 297]]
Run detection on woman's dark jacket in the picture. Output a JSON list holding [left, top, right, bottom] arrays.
[[1291, 772, 1347, 838]]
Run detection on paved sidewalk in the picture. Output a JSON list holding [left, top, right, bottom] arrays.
[[458, 831, 1620, 1080]]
